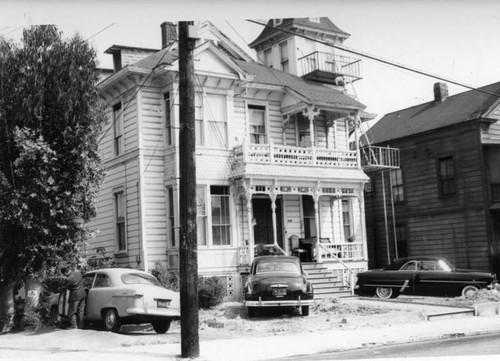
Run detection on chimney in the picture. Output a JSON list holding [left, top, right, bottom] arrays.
[[434, 82, 448, 102], [161, 22, 177, 49]]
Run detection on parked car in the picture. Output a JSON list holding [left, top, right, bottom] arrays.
[[244, 256, 314, 317], [355, 256, 497, 299], [48, 268, 180, 333]]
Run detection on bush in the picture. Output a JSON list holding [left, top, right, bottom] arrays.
[[20, 309, 44, 332], [151, 262, 180, 291], [198, 276, 225, 309]]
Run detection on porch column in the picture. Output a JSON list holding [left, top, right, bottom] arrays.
[[271, 193, 278, 246], [313, 192, 321, 263], [245, 191, 255, 263], [303, 106, 319, 148]]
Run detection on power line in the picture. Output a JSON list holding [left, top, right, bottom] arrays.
[[246, 19, 500, 98], [86, 23, 115, 41]]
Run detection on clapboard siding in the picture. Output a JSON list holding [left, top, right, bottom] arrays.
[[482, 103, 500, 144], [365, 120, 491, 270]]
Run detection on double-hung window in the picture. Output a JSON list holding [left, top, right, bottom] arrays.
[[391, 169, 404, 202], [114, 191, 126, 252], [113, 102, 123, 156], [164, 92, 172, 146], [438, 156, 456, 196], [342, 200, 352, 241], [211, 186, 231, 246], [248, 105, 267, 144], [197, 186, 207, 246], [195, 93, 227, 147], [167, 186, 176, 248], [279, 41, 289, 72]]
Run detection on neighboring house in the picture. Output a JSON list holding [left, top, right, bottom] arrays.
[[364, 81, 500, 276], [89, 18, 397, 300]]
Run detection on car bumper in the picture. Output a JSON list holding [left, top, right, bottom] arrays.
[[126, 307, 180, 318], [244, 298, 314, 308]]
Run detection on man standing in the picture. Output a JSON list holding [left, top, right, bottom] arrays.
[[62, 265, 86, 329]]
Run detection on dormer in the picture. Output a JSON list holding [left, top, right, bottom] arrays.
[[249, 17, 362, 85], [104, 45, 159, 73]]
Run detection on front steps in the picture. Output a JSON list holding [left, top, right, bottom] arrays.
[[302, 262, 352, 300]]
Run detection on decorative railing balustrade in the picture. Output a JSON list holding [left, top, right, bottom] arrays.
[[233, 143, 359, 169], [299, 51, 362, 82], [319, 242, 364, 261]]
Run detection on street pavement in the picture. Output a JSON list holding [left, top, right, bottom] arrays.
[[1, 298, 500, 361]]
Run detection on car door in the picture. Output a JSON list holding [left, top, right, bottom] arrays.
[[82, 273, 97, 319], [85, 272, 113, 319], [414, 260, 451, 296], [393, 261, 418, 294]]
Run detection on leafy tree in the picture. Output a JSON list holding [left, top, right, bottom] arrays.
[[0, 25, 105, 331]]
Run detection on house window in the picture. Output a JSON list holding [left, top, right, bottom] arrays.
[[364, 175, 375, 195], [248, 105, 267, 144], [302, 196, 316, 238], [205, 94, 227, 148], [114, 191, 126, 252], [167, 186, 176, 248], [113, 102, 123, 156], [279, 41, 289, 73], [263, 48, 273, 68], [197, 186, 207, 246], [195, 93, 227, 148], [390, 169, 404, 202], [297, 114, 311, 147], [164, 92, 172, 146], [438, 156, 456, 196], [211, 186, 231, 246], [195, 95, 204, 146], [342, 200, 352, 241]]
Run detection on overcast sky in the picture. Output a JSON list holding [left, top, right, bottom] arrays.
[[2, 0, 500, 122]]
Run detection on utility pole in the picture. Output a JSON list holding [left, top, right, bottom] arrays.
[[178, 21, 199, 358]]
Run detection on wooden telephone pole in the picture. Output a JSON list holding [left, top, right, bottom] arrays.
[[178, 21, 200, 358]]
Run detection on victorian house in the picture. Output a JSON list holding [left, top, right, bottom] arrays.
[[89, 18, 398, 299], [364, 81, 500, 277]]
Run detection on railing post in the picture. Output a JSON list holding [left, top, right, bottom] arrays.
[[269, 140, 274, 164]]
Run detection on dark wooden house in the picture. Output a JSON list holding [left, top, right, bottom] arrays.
[[364, 81, 500, 275]]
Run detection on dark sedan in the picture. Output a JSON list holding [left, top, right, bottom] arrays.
[[244, 256, 314, 317], [355, 256, 497, 299]]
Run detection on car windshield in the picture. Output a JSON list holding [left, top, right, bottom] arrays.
[[256, 261, 300, 275], [121, 273, 161, 286]]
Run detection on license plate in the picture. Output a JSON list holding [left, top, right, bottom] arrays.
[[157, 299, 171, 308], [272, 289, 287, 297]]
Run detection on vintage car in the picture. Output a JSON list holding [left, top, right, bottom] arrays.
[[355, 256, 497, 299], [48, 268, 180, 333], [244, 256, 314, 317]]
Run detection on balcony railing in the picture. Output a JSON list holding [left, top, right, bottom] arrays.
[[299, 51, 362, 83], [360, 145, 400, 171], [233, 143, 359, 169]]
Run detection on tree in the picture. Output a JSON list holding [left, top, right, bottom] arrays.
[[0, 25, 105, 331]]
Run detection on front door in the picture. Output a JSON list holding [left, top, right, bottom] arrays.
[[252, 197, 283, 248]]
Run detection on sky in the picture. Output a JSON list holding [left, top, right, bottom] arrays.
[[2, 0, 500, 123]]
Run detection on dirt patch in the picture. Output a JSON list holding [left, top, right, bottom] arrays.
[[197, 298, 416, 340]]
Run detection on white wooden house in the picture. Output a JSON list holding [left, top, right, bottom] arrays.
[[89, 18, 398, 299]]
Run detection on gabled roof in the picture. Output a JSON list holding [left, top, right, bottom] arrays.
[[233, 59, 364, 110], [132, 46, 179, 70], [249, 17, 350, 49], [368, 82, 500, 144]]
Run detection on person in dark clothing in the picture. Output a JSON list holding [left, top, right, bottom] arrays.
[[62, 265, 86, 329]]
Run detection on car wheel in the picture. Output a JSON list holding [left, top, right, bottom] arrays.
[[152, 320, 171, 334], [301, 306, 309, 316], [461, 285, 479, 297], [103, 309, 121, 332], [375, 287, 397, 299], [50, 306, 62, 328]]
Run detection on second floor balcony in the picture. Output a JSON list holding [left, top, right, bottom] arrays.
[[360, 145, 400, 172], [299, 51, 362, 85], [231, 142, 359, 179]]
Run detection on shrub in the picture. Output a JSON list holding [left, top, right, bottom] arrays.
[[151, 262, 180, 291], [82, 247, 115, 273], [198, 276, 225, 309]]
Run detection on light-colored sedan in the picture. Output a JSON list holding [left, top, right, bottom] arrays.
[[54, 268, 180, 333]]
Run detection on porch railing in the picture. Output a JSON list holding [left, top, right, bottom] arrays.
[[319, 242, 364, 261], [318, 243, 357, 295], [233, 143, 359, 169]]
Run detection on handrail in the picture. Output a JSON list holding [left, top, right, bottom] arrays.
[[318, 242, 355, 295]]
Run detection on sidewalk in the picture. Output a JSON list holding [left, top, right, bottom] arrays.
[[1, 299, 500, 361]]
